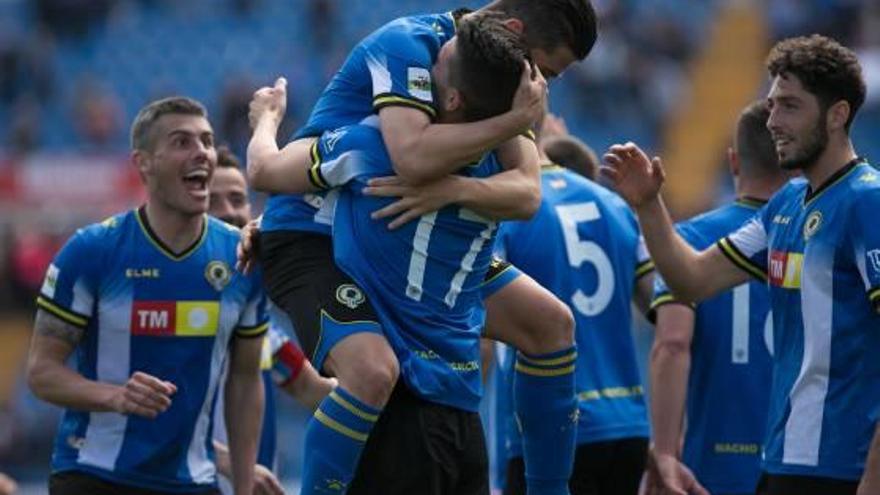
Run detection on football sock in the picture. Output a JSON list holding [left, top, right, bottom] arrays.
[[300, 387, 380, 494], [514, 346, 578, 495]]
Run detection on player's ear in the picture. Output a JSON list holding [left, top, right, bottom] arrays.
[[442, 87, 465, 114], [132, 150, 151, 180], [728, 147, 740, 178], [826, 100, 850, 133], [502, 18, 524, 35]]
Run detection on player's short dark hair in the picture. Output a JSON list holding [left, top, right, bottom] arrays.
[[130, 96, 207, 151], [766, 34, 865, 131], [494, 0, 597, 60], [216, 145, 241, 169], [736, 100, 779, 179], [452, 13, 530, 122], [543, 135, 599, 180]]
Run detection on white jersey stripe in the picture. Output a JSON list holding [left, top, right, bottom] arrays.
[[78, 296, 132, 470], [783, 245, 832, 466]]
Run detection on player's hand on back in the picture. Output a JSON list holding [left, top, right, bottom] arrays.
[[236, 219, 261, 275], [601, 142, 666, 209], [253, 464, 285, 495], [0, 473, 17, 495], [364, 175, 460, 229], [510, 61, 547, 132], [111, 371, 177, 419], [249, 77, 288, 130]]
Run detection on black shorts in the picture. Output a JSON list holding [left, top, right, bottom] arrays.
[[348, 381, 489, 495], [504, 437, 648, 495], [49, 471, 219, 495], [755, 473, 858, 495], [259, 231, 382, 371]]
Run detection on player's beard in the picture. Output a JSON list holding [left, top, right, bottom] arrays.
[[778, 115, 828, 171]]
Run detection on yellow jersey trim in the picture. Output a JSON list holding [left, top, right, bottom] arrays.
[[717, 238, 768, 283], [314, 410, 368, 442], [635, 260, 655, 280], [135, 208, 207, 262], [869, 287, 880, 302], [329, 391, 379, 422], [307, 141, 329, 190], [515, 363, 575, 377], [373, 94, 437, 119], [235, 321, 270, 338], [481, 264, 515, 287], [36, 296, 88, 328]]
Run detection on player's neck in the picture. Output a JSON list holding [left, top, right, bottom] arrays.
[[143, 201, 205, 254], [737, 176, 788, 203], [803, 137, 857, 191]]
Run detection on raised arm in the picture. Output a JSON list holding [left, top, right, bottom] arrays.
[[603, 143, 750, 302], [246, 78, 320, 194]]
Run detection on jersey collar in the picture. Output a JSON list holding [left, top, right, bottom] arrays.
[[803, 157, 865, 206], [136, 206, 208, 262], [735, 196, 768, 209]]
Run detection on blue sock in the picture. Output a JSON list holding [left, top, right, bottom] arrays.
[[514, 347, 578, 495], [300, 387, 380, 494]]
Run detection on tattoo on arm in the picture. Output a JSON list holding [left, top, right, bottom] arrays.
[[35, 309, 84, 347]]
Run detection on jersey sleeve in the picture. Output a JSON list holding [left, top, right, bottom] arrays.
[[647, 226, 695, 322], [635, 235, 655, 280], [307, 126, 389, 191], [364, 28, 437, 120], [234, 276, 270, 339], [851, 188, 880, 312], [716, 214, 769, 282], [35, 229, 101, 329]]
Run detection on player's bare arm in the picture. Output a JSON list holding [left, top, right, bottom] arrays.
[[602, 143, 749, 301], [246, 77, 318, 194], [225, 335, 265, 495], [284, 360, 335, 412], [364, 133, 541, 229], [633, 271, 655, 316], [649, 304, 709, 495], [379, 61, 545, 186], [28, 309, 176, 418], [860, 418, 880, 495]]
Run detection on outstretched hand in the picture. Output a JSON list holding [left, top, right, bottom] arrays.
[[601, 142, 666, 209], [236, 219, 261, 275]]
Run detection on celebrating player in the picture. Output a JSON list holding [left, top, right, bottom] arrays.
[[603, 35, 879, 495], [209, 146, 335, 495], [247, 3, 597, 493], [491, 129, 655, 495], [646, 100, 789, 495], [27, 97, 267, 495]]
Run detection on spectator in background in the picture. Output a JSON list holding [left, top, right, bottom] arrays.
[[0, 473, 17, 495], [73, 77, 123, 151], [220, 77, 255, 159]]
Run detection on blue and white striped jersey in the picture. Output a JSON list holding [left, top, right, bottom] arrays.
[[651, 198, 773, 494], [718, 160, 880, 480], [309, 124, 503, 412], [38, 209, 269, 492]]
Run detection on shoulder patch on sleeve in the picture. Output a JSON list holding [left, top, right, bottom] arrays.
[[407, 67, 433, 102]]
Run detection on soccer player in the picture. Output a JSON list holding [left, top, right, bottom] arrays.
[[603, 35, 880, 495], [250, 15, 543, 494], [490, 135, 655, 495], [248, 3, 597, 493], [647, 101, 789, 495], [26, 97, 267, 495], [208, 146, 335, 495], [541, 135, 600, 181]]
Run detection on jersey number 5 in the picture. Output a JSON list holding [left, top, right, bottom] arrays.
[[556, 202, 614, 317]]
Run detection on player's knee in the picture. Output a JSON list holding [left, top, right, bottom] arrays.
[[344, 356, 399, 407], [519, 297, 574, 355]]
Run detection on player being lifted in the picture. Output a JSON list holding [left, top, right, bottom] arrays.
[[646, 101, 789, 495], [604, 35, 880, 495], [246, 2, 597, 493], [246, 13, 567, 495], [27, 97, 267, 495]]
